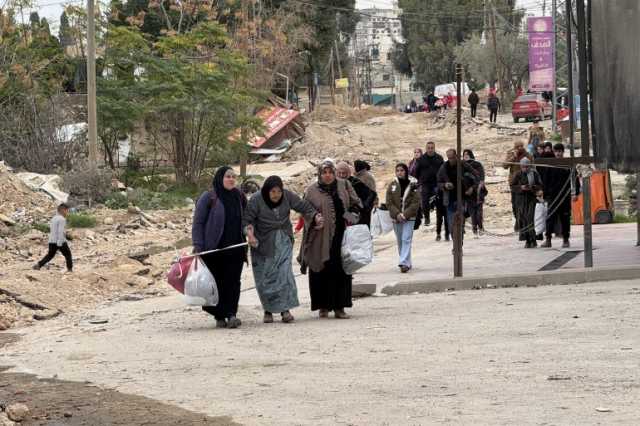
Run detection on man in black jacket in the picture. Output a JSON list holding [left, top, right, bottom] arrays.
[[539, 144, 580, 248], [468, 89, 480, 118], [414, 141, 444, 227]]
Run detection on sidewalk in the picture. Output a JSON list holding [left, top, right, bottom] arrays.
[[352, 222, 640, 292]]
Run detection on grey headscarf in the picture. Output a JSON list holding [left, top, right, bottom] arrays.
[[520, 157, 535, 186]]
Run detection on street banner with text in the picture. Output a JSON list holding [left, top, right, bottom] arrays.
[[528, 17, 555, 92]]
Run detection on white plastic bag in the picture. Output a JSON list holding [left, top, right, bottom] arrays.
[[370, 207, 394, 238], [342, 224, 373, 275], [534, 202, 548, 235], [183, 256, 219, 306]]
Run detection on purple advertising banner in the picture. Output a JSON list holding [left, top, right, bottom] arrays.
[[528, 17, 555, 92]]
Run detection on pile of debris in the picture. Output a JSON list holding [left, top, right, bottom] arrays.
[[248, 100, 307, 162], [0, 162, 57, 233]]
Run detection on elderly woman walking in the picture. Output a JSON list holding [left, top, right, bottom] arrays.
[[299, 159, 362, 319], [244, 176, 322, 324], [511, 158, 543, 248], [386, 163, 421, 273], [192, 166, 247, 329]]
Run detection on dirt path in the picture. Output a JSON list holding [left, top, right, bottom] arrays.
[[2, 279, 639, 425]]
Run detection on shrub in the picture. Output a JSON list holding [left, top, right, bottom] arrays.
[[32, 222, 50, 234], [104, 192, 129, 210], [67, 213, 97, 228], [63, 163, 113, 205]]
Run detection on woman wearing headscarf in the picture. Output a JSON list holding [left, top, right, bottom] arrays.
[[386, 163, 421, 273], [244, 176, 322, 324], [354, 160, 376, 193], [511, 158, 543, 248], [192, 166, 247, 328], [408, 148, 423, 178], [299, 159, 362, 319], [336, 162, 377, 228]]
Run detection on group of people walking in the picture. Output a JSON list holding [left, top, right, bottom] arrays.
[[190, 132, 577, 328], [504, 141, 579, 248], [191, 161, 370, 329]]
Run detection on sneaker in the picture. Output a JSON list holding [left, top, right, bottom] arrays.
[[524, 241, 532, 249], [281, 311, 294, 323], [400, 265, 409, 273], [227, 316, 242, 329], [562, 240, 570, 248], [319, 309, 329, 319], [445, 235, 450, 242], [436, 235, 442, 242], [32, 264, 41, 270], [263, 312, 274, 324], [216, 320, 227, 328], [541, 239, 552, 248]]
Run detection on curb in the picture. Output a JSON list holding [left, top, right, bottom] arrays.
[[378, 265, 640, 296]]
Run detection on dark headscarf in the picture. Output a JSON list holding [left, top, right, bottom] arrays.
[[463, 149, 475, 160], [396, 163, 410, 194], [354, 160, 371, 173], [261, 175, 284, 209], [213, 166, 243, 246], [317, 159, 338, 194]]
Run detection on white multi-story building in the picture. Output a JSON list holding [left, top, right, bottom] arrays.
[[350, 2, 416, 106]]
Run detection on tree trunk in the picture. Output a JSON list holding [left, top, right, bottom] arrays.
[[173, 112, 188, 183]]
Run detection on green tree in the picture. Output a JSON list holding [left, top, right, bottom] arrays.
[[396, 0, 522, 92]]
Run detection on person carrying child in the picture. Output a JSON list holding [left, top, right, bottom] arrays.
[[33, 203, 73, 273]]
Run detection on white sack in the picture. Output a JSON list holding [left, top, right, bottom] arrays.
[[535, 202, 548, 235], [370, 207, 394, 238], [341, 224, 373, 275], [183, 256, 219, 306]]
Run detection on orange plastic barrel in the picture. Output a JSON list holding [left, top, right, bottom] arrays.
[[572, 170, 614, 224]]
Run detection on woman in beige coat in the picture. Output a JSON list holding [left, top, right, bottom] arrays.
[[299, 159, 362, 319]]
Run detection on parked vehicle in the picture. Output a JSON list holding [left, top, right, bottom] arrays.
[[512, 93, 551, 123]]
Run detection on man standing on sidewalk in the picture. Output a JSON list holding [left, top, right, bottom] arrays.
[[540, 143, 580, 248], [414, 141, 444, 227]]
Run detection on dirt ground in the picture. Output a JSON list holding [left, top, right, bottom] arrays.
[[2, 279, 639, 425]]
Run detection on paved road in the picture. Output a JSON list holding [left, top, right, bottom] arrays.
[[3, 279, 639, 425]]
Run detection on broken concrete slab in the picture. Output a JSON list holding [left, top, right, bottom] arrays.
[[352, 283, 376, 298]]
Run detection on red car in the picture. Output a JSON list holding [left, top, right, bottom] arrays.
[[512, 94, 551, 123]]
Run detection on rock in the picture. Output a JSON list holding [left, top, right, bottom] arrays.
[[0, 318, 13, 331], [157, 183, 168, 192], [166, 221, 176, 230], [63, 412, 73, 418], [0, 213, 15, 226], [103, 217, 114, 226], [88, 318, 109, 324], [134, 268, 151, 276], [33, 309, 62, 321], [6, 403, 29, 422], [24, 229, 45, 240], [184, 197, 195, 206], [127, 204, 141, 214], [84, 230, 96, 240], [0, 413, 16, 426], [119, 294, 144, 302]]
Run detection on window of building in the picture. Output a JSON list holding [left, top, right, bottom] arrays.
[[382, 74, 390, 81]]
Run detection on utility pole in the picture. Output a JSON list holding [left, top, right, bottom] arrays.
[[552, 0, 558, 133], [334, 40, 343, 79], [454, 64, 464, 278], [488, 1, 502, 103], [576, 0, 593, 268], [87, 0, 98, 167], [565, 0, 575, 159]]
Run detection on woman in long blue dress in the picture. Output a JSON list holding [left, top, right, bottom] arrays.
[[244, 176, 321, 323]]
